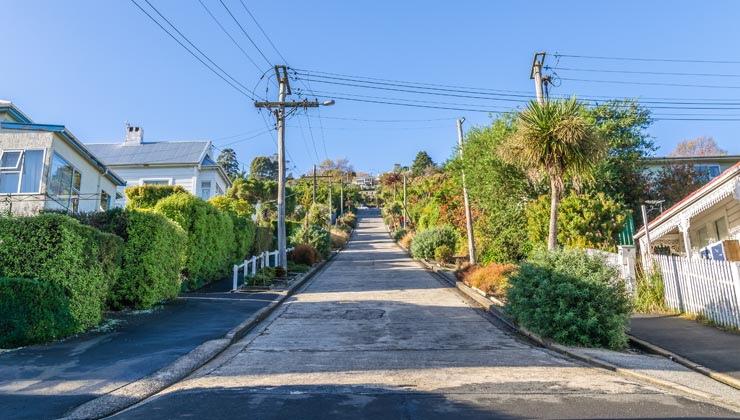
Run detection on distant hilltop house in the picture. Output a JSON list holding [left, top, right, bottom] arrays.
[[86, 126, 231, 206], [0, 100, 125, 215], [635, 162, 740, 262], [352, 176, 375, 189], [642, 154, 740, 180]]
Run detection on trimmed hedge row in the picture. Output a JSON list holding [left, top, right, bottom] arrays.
[[73, 208, 187, 309], [154, 193, 235, 290], [125, 185, 187, 209], [0, 214, 123, 333], [0, 278, 77, 348]]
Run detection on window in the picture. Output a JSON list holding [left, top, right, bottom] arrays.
[[142, 179, 170, 186], [200, 181, 211, 200], [48, 152, 81, 211], [715, 217, 729, 242], [695, 165, 721, 179], [100, 190, 111, 211], [216, 184, 224, 196], [0, 150, 45, 194]]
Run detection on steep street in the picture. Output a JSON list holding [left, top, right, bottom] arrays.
[[108, 210, 738, 419]]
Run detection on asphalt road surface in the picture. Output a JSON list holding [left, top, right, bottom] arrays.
[[109, 209, 740, 419]]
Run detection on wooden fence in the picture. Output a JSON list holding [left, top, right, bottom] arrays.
[[654, 254, 740, 329]]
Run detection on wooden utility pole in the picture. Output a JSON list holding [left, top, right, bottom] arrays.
[[457, 118, 476, 265], [328, 182, 333, 226], [312, 164, 317, 204], [403, 173, 407, 230], [255, 65, 321, 271], [530, 52, 546, 105], [340, 181, 344, 216]]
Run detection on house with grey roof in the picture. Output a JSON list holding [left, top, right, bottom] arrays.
[[86, 126, 231, 207], [0, 100, 125, 215]]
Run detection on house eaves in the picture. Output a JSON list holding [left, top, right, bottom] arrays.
[[0, 101, 33, 124], [0, 122, 126, 186], [635, 161, 740, 241]]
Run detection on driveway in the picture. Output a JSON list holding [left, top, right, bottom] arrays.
[[0, 278, 279, 420]]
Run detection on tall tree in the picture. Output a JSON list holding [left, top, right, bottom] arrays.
[[216, 148, 240, 181], [586, 99, 655, 217], [249, 155, 279, 181], [411, 151, 435, 177], [670, 136, 727, 157], [502, 98, 606, 250], [318, 158, 355, 180]]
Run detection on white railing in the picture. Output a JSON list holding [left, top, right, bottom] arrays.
[[232, 247, 295, 291], [654, 254, 740, 329]]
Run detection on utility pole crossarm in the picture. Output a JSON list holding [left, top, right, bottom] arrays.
[[254, 100, 320, 108]]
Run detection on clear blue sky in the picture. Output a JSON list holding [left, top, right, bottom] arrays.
[[2, 1, 740, 176]]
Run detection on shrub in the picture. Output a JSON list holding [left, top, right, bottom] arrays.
[[125, 185, 187, 209], [291, 225, 331, 258], [434, 245, 454, 264], [410, 225, 458, 260], [399, 232, 414, 248], [291, 244, 319, 266], [526, 192, 629, 252], [272, 220, 302, 242], [154, 193, 236, 290], [394, 228, 408, 242], [460, 263, 516, 299], [113, 211, 187, 309], [330, 228, 349, 249], [633, 264, 670, 313], [71, 209, 186, 309], [287, 261, 310, 273], [253, 225, 274, 254], [0, 278, 77, 348], [506, 249, 631, 349], [340, 211, 357, 229], [0, 214, 122, 332], [211, 197, 257, 261], [249, 266, 276, 287], [308, 203, 329, 228]]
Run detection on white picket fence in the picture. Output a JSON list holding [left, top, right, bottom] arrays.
[[232, 247, 295, 291], [654, 254, 740, 329], [585, 246, 637, 295]]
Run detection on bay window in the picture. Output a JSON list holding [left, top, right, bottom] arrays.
[[48, 152, 81, 211]]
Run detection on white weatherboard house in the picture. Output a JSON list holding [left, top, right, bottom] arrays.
[[635, 162, 740, 262], [0, 101, 125, 215], [86, 126, 231, 206]]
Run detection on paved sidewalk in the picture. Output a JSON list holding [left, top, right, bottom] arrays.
[[630, 313, 740, 382], [108, 210, 740, 419], [0, 278, 279, 420]]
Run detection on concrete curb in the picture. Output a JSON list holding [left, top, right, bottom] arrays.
[[59, 254, 335, 420], [628, 334, 740, 392], [417, 261, 740, 412]]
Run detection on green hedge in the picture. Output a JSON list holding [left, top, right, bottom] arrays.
[[125, 185, 187, 209], [0, 278, 77, 348], [209, 196, 257, 261], [506, 248, 631, 350], [155, 193, 236, 290], [73, 209, 187, 309], [410, 225, 458, 260], [0, 214, 123, 332]]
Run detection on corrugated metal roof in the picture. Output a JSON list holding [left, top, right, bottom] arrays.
[[85, 141, 210, 165]]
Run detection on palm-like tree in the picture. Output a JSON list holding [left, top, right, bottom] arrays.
[[503, 98, 606, 250]]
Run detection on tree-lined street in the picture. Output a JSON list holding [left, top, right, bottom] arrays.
[[108, 210, 738, 419]]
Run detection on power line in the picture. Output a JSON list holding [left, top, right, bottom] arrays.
[[305, 115, 458, 123], [237, 0, 289, 65], [129, 0, 253, 99], [549, 66, 740, 78], [139, 0, 255, 96], [559, 77, 740, 90], [196, 0, 264, 75], [554, 53, 740, 65], [218, 128, 275, 147], [217, 0, 272, 68]]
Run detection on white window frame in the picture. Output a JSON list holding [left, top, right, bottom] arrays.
[[48, 152, 81, 211], [140, 178, 172, 186], [0, 150, 23, 170], [200, 180, 212, 200], [0, 149, 46, 194]]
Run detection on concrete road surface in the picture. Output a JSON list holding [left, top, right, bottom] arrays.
[[109, 209, 740, 419]]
